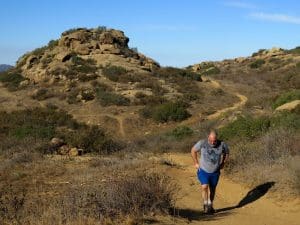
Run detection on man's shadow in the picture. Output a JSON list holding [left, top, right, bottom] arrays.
[[173, 181, 275, 221]]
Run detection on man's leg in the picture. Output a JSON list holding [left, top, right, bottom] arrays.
[[207, 172, 220, 213], [197, 169, 210, 213], [201, 184, 209, 213]]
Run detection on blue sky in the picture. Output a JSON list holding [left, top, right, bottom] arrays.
[[1, 0, 300, 67]]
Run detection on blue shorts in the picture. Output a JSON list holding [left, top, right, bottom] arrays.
[[197, 168, 220, 188]]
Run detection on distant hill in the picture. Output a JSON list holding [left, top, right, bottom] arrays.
[[0, 64, 13, 72]]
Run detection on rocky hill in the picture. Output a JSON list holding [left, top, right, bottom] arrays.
[[1, 27, 242, 140], [16, 27, 159, 83]]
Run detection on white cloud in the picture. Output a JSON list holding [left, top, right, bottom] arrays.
[[224, 1, 257, 9], [250, 12, 300, 25]]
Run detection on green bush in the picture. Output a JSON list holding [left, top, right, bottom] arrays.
[[31, 88, 53, 101], [0, 71, 25, 91], [167, 126, 194, 140], [272, 89, 300, 109], [0, 107, 121, 154], [286, 46, 300, 55], [136, 79, 166, 95], [271, 111, 300, 130], [141, 101, 191, 122], [249, 59, 265, 69], [154, 67, 202, 81], [219, 112, 300, 141], [102, 65, 127, 82], [47, 40, 59, 50], [219, 115, 271, 140], [251, 49, 266, 57], [95, 86, 130, 106]]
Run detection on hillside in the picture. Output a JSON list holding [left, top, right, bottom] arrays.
[[0, 28, 299, 225], [0, 27, 239, 140]]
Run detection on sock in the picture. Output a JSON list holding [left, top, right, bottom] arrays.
[[204, 200, 208, 205], [208, 199, 212, 205]]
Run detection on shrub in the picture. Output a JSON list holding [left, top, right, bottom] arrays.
[[31, 88, 53, 101], [0, 71, 25, 91], [0, 107, 120, 154], [181, 93, 200, 102], [167, 126, 194, 140], [286, 46, 300, 55], [271, 111, 300, 130], [219, 115, 271, 140], [219, 112, 300, 141], [135, 92, 166, 105], [0, 171, 175, 224], [272, 89, 300, 109], [251, 49, 266, 57], [95, 87, 130, 106], [154, 67, 202, 81], [201, 66, 220, 76], [249, 59, 265, 69], [102, 65, 127, 82], [47, 39, 59, 50], [136, 79, 166, 95], [141, 101, 191, 122]]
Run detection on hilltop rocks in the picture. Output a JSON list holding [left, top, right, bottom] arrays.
[[17, 27, 160, 83], [59, 28, 130, 56]]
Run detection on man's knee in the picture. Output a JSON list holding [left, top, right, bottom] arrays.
[[201, 184, 209, 191]]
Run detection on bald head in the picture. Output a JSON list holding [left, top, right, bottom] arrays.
[[208, 129, 218, 145]]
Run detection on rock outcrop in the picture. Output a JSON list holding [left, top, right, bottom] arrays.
[[17, 27, 160, 82]]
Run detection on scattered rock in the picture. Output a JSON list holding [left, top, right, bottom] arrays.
[[57, 144, 70, 155], [50, 137, 64, 147]]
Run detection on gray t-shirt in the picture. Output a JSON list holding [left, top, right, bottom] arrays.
[[193, 139, 229, 173]]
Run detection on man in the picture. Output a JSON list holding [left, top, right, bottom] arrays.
[[191, 129, 229, 214]]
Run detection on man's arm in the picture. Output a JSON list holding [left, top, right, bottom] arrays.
[[220, 142, 229, 169], [219, 153, 229, 169], [191, 146, 200, 169]]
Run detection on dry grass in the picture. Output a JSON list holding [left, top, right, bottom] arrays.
[[0, 148, 176, 225], [225, 128, 300, 197]]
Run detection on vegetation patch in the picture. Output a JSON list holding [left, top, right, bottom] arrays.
[[0, 70, 25, 91], [272, 89, 300, 109], [249, 59, 265, 69], [95, 84, 130, 106], [167, 126, 194, 140], [154, 67, 202, 81], [0, 107, 120, 154], [102, 65, 127, 82], [219, 111, 300, 140], [141, 101, 191, 122]]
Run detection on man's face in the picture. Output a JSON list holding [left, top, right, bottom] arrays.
[[208, 133, 217, 145]]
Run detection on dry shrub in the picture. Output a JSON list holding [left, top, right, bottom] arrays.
[[226, 128, 300, 197], [0, 171, 175, 225]]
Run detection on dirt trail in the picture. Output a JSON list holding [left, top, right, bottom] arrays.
[[158, 153, 300, 225], [156, 77, 299, 224], [180, 76, 248, 127]]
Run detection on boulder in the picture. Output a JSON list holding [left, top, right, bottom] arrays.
[[50, 137, 64, 147], [275, 100, 300, 112]]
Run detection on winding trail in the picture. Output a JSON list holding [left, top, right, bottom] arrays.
[[158, 153, 300, 225], [180, 76, 248, 127]]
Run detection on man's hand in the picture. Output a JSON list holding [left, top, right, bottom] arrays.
[[194, 163, 200, 170], [219, 162, 225, 169]]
